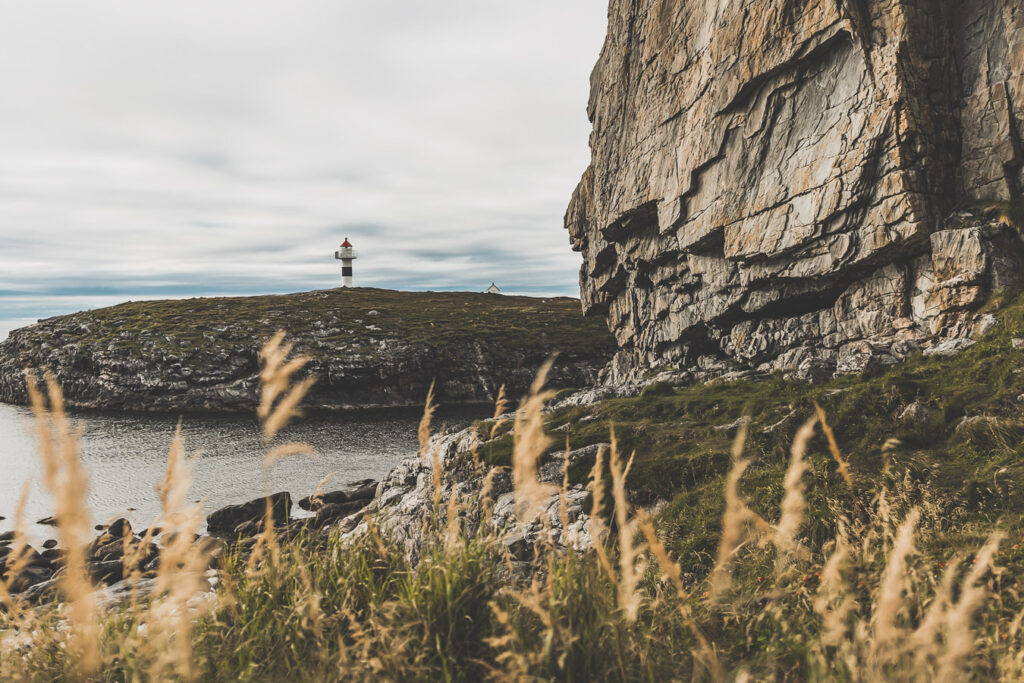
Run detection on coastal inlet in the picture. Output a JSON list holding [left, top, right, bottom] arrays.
[[0, 401, 487, 536]]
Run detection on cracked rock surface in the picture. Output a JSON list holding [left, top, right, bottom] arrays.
[[568, 0, 1024, 381], [339, 429, 598, 565]]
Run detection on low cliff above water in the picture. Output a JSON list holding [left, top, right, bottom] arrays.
[[0, 288, 616, 412]]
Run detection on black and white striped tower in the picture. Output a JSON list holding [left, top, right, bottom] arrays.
[[334, 238, 357, 287]]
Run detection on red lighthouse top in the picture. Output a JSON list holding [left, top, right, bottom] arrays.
[[340, 238, 353, 248]]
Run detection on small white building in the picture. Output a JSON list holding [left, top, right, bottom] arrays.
[[485, 282, 501, 294]]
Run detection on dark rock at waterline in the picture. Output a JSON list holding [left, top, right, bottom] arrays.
[[88, 559, 124, 585], [106, 518, 132, 538], [298, 490, 349, 511], [37, 516, 58, 526], [43, 539, 58, 549], [312, 500, 369, 527], [347, 482, 378, 502], [9, 566, 54, 593], [298, 481, 377, 512], [90, 538, 127, 562], [41, 548, 63, 563], [0, 531, 16, 543], [0, 547, 47, 573], [207, 492, 292, 535], [230, 519, 264, 538], [20, 577, 60, 604]]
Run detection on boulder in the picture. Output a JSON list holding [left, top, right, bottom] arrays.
[[298, 490, 349, 512], [924, 339, 976, 357], [899, 402, 931, 423], [311, 500, 370, 527], [88, 559, 124, 586], [106, 518, 132, 538], [834, 343, 898, 376], [346, 482, 378, 503], [206, 492, 292, 535], [8, 565, 54, 593]]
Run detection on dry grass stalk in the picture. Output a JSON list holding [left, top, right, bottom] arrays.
[[479, 467, 498, 528], [637, 510, 724, 679], [418, 381, 437, 466], [253, 332, 320, 571], [470, 435, 483, 475], [608, 438, 644, 621], [26, 371, 101, 674], [872, 507, 921, 657], [910, 554, 962, 672], [587, 445, 617, 586], [430, 438, 445, 510], [813, 531, 855, 648], [813, 401, 853, 487], [489, 384, 509, 440], [511, 358, 557, 522], [143, 420, 211, 682], [263, 441, 316, 468], [310, 471, 338, 508], [936, 533, 1003, 680], [557, 440, 571, 538], [774, 416, 817, 568], [364, 515, 389, 558], [444, 485, 461, 552], [258, 330, 316, 444], [710, 416, 768, 598]]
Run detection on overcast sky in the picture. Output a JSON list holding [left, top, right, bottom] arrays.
[[0, 1, 607, 339]]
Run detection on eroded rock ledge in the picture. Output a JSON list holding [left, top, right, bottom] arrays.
[[568, 1, 1024, 381]]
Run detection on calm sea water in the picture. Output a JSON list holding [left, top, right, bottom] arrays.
[[0, 402, 484, 538]]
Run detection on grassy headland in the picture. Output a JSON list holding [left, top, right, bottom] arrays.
[[0, 288, 616, 411]]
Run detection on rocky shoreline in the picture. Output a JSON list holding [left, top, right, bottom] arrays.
[[1, 477, 386, 605], [0, 404, 610, 606]]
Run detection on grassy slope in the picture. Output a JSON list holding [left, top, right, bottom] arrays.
[[27, 287, 614, 359], [477, 292, 1024, 577]]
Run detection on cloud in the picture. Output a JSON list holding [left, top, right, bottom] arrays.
[[0, 1, 606, 337]]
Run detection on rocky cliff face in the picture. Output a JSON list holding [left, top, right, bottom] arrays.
[[0, 289, 615, 412], [568, 0, 1024, 380]]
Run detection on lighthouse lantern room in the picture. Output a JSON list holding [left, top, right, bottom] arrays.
[[335, 238, 358, 287]]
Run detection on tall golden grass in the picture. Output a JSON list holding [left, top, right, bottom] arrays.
[[0, 335, 1019, 681]]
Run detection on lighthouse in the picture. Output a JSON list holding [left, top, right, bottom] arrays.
[[334, 238, 358, 287]]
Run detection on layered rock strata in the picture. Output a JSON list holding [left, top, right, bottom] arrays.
[[568, 1, 1024, 380]]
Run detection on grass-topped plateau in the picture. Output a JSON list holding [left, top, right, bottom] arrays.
[[0, 288, 616, 411]]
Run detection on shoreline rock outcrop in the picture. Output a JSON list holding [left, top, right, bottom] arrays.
[[568, 1, 1024, 382], [0, 288, 615, 412]]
